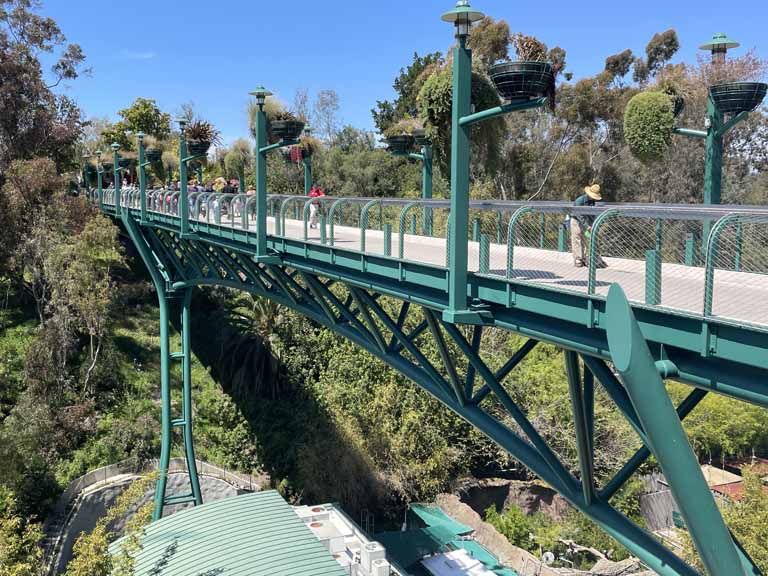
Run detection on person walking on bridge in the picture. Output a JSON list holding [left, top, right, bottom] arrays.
[[308, 184, 326, 229], [571, 184, 607, 268]]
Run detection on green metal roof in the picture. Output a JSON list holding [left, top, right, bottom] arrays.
[[109, 490, 346, 576]]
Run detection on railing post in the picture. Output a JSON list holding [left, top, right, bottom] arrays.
[[410, 214, 417, 235], [655, 219, 662, 251], [472, 217, 481, 242], [645, 249, 662, 306], [479, 234, 490, 274], [734, 221, 742, 272], [684, 232, 697, 266], [383, 223, 392, 256], [539, 213, 546, 248], [320, 214, 327, 245], [558, 221, 568, 252], [111, 143, 121, 213]]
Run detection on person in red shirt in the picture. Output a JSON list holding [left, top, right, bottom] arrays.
[[308, 184, 325, 229]]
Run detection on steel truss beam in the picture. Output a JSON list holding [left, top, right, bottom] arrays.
[[123, 215, 759, 574]]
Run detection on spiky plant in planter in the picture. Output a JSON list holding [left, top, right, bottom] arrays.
[[489, 33, 556, 106], [185, 119, 221, 156], [383, 117, 423, 153], [294, 134, 322, 160], [269, 110, 306, 144]]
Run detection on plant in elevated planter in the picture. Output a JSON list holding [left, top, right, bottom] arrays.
[[142, 135, 164, 163], [383, 117, 423, 153], [185, 119, 221, 157], [290, 134, 322, 163], [488, 33, 556, 106], [623, 91, 675, 164], [269, 110, 306, 144]]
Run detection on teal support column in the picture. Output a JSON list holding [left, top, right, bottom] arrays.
[[238, 169, 245, 196], [111, 143, 121, 213], [539, 213, 546, 248], [655, 219, 663, 251], [645, 249, 662, 305], [605, 284, 747, 576], [196, 164, 203, 186], [178, 120, 190, 236], [444, 34, 472, 322], [734, 222, 742, 271], [180, 289, 203, 507], [383, 223, 392, 256], [153, 292, 172, 521], [137, 133, 148, 222], [410, 214, 417, 235]]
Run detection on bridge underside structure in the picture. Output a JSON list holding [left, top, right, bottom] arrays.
[[98, 190, 768, 576]]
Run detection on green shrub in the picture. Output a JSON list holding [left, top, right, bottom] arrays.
[[623, 91, 675, 163]]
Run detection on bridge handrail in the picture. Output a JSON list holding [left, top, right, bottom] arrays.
[[360, 198, 383, 254], [301, 196, 336, 241], [506, 206, 535, 280], [328, 197, 360, 246], [398, 201, 426, 259], [588, 208, 623, 294]]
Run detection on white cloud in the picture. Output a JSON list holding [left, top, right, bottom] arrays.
[[121, 50, 157, 60]]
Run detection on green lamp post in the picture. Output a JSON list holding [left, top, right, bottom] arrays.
[[674, 33, 766, 246], [137, 132, 149, 222], [441, 1, 550, 323], [95, 149, 104, 211], [81, 151, 91, 194], [302, 124, 314, 196], [250, 85, 303, 262], [388, 133, 434, 235], [177, 119, 210, 236], [111, 142, 121, 213]]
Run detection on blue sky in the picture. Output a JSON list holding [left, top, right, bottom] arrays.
[[48, 0, 766, 145]]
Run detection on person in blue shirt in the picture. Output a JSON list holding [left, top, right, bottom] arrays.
[[571, 184, 607, 268]]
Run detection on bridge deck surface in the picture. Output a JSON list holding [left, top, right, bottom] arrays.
[[199, 215, 768, 327]]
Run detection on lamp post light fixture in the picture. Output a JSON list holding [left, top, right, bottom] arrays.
[[111, 142, 121, 212], [441, 1, 549, 322], [699, 32, 740, 65]]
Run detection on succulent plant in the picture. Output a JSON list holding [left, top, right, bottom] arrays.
[[185, 119, 221, 145]]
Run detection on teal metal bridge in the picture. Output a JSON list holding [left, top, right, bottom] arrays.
[[85, 3, 768, 575]]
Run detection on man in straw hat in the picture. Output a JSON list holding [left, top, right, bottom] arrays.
[[571, 184, 607, 268]]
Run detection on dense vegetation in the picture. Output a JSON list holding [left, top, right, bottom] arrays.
[[1, 1, 767, 574]]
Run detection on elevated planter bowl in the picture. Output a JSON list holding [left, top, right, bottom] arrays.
[[145, 148, 162, 163], [118, 158, 134, 168], [709, 82, 767, 114], [413, 129, 430, 147], [489, 61, 554, 102], [187, 140, 211, 157], [270, 120, 305, 143], [385, 134, 415, 154]]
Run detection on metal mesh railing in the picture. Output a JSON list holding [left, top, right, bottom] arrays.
[[592, 213, 706, 313], [706, 215, 768, 326], [90, 191, 768, 327]]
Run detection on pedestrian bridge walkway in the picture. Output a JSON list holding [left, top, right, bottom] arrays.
[[104, 187, 768, 329]]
